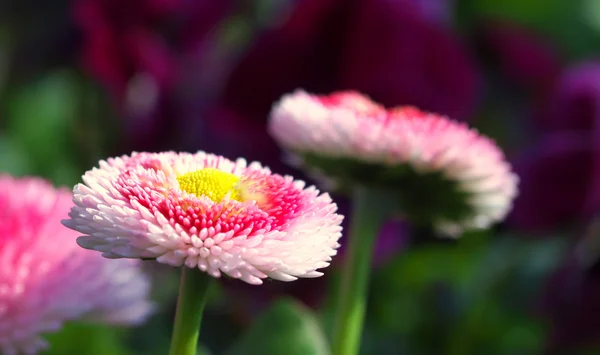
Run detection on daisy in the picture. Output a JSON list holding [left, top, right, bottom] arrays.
[[269, 90, 518, 235], [0, 175, 152, 355], [62, 151, 343, 285]]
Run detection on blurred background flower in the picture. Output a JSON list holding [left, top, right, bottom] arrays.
[[0, 176, 153, 355], [74, 0, 233, 152], [1, 0, 600, 353], [508, 61, 600, 231]]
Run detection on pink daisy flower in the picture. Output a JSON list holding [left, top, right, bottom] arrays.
[[0, 175, 153, 355], [62, 151, 343, 285], [269, 90, 518, 235]]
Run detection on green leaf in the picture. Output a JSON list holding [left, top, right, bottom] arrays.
[[43, 322, 130, 355], [225, 298, 330, 355]]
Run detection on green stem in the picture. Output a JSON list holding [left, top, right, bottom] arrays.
[[331, 187, 394, 355], [169, 268, 213, 355]]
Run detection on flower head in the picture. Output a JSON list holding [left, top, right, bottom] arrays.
[[269, 90, 518, 235], [62, 151, 343, 285], [0, 175, 153, 355]]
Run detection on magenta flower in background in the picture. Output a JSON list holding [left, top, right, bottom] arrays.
[[75, 0, 175, 101], [535, 61, 600, 133], [74, 0, 231, 150], [508, 62, 600, 231], [508, 134, 600, 230], [0, 175, 153, 355]]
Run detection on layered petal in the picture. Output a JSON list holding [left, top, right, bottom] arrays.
[[0, 176, 153, 355], [269, 90, 518, 235], [63, 151, 343, 285]]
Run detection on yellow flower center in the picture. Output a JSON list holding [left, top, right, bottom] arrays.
[[177, 168, 242, 202]]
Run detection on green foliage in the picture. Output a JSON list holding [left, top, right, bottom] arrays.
[[44, 322, 131, 355], [458, 0, 600, 59], [2, 70, 82, 186], [125, 310, 173, 355], [226, 298, 330, 355], [0, 136, 34, 175], [367, 234, 568, 355]]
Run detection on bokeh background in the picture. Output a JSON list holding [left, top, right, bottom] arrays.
[[2, 0, 600, 354]]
